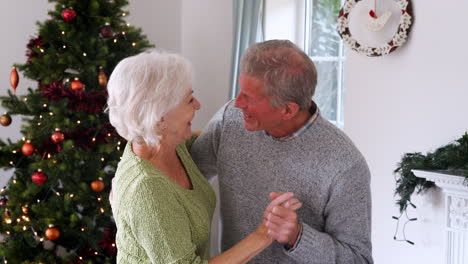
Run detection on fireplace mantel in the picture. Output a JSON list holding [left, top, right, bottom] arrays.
[[413, 170, 468, 264]]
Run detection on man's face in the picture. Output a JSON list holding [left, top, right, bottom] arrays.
[[234, 74, 283, 133]]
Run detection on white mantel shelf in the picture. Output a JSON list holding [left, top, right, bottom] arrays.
[[413, 170, 468, 264]]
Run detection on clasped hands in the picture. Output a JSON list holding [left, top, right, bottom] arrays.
[[258, 192, 302, 247]]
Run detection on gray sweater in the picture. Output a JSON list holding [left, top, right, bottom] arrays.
[[191, 101, 373, 264]]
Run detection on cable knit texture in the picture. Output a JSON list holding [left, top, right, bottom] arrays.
[[190, 101, 373, 264], [111, 137, 216, 264]]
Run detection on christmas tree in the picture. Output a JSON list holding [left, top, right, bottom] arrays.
[[0, 0, 152, 263]]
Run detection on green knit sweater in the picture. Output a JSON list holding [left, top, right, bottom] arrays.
[[111, 137, 216, 264]]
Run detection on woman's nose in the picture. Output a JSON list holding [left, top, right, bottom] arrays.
[[194, 98, 201, 110]]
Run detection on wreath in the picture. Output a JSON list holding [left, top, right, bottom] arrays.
[[337, 0, 413, 57]]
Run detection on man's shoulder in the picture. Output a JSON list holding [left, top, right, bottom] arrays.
[[220, 100, 242, 122], [203, 100, 243, 133], [309, 115, 366, 163]]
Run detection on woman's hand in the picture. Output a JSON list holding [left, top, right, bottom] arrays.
[[263, 192, 303, 246]]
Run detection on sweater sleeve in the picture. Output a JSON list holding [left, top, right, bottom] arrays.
[[190, 102, 228, 181], [285, 161, 373, 264], [127, 176, 208, 264]]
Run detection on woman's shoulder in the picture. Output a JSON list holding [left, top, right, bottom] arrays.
[[112, 164, 174, 208]]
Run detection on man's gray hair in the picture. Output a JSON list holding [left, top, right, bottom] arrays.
[[106, 50, 193, 146], [240, 39, 317, 110]]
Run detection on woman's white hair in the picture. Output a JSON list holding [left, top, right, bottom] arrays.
[[106, 50, 193, 146]]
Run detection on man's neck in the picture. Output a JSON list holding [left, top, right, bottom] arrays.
[[267, 110, 312, 138]]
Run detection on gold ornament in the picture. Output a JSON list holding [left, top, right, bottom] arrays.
[[22, 205, 29, 214], [91, 178, 105, 192], [45, 225, 60, 240], [0, 114, 12, 126], [98, 67, 108, 88]]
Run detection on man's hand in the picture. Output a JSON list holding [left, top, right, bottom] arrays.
[[264, 192, 302, 246]]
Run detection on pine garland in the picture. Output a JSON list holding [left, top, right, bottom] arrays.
[[394, 132, 468, 212]]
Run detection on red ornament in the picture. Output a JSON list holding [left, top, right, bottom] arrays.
[[369, 10, 377, 18], [46, 225, 60, 240], [61, 9, 76, 23], [71, 78, 84, 91], [51, 130, 65, 144], [32, 171, 48, 186], [100, 24, 114, 38], [10, 67, 19, 93], [0, 198, 8, 207], [91, 178, 105, 192], [22, 142, 35, 156]]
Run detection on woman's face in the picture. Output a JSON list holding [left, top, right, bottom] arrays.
[[163, 89, 201, 144]]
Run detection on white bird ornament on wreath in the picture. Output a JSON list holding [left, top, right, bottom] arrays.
[[365, 9, 392, 32]]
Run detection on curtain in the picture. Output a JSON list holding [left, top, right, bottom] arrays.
[[229, 0, 265, 99]]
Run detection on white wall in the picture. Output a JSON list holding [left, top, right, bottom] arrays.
[[127, 0, 182, 53], [344, 1, 468, 263], [181, 1, 233, 130]]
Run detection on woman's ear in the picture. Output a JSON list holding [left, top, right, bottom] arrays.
[[157, 117, 168, 131]]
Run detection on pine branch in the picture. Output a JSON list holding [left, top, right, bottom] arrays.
[[394, 132, 468, 212]]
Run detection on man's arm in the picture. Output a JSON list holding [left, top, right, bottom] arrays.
[[268, 161, 373, 264]]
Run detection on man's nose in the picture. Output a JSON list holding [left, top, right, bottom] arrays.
[[234, 94, 244, 108]]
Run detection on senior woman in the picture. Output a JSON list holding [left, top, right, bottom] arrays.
[[107, 51, 301, 264]]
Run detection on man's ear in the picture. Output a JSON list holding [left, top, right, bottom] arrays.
[[280, 102, 300, 120]]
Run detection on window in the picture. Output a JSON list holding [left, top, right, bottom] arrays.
[[264, 0, 345, 127]]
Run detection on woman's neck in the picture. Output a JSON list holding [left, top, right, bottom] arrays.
[[131, 139, 193, 190], [131, 140, 178, 165]]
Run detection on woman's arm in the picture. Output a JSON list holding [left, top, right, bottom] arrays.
[[208, 223, 272, 264], [128, 177, 299, 264]]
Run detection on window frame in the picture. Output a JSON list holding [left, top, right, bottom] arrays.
[[304, 0, 346, 127]]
